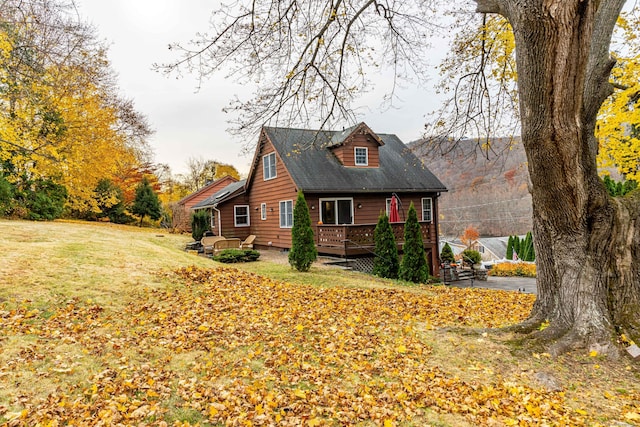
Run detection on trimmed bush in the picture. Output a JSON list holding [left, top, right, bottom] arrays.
[[489, 262, 537, 277], [373, 212, 399, 279], [213, 249, 260, 263], [521, 231, 535, 262], [513, 235, 522, 260], [440, 242, 455, 264], [461, 249, 481, 266], [399, 202, 429, 283], [288, 191, 317, 272], [506, 235, 514, 260], [191, 210, 210, 241]]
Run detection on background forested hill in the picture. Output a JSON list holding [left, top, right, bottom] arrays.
[[413, 137, 533, 238]]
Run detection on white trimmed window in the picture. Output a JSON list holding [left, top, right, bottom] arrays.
[[260, 203, 267, 220], [421, 198, 433, 222], [234, 205, 250, 227], [354, 147, 368, 166], [279, 200, 293, 228], [263, 152, 277, 180]]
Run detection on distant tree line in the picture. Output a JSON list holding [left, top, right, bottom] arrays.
[[0, 0, 241, 228]]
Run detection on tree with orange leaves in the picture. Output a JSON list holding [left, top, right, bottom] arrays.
[[461, 225, 480, 248]]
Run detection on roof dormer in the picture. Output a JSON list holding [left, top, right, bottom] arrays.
[[328, 122, 384, 167]]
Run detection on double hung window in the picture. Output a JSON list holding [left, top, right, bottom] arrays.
[[263, 152, 276, 180], [279, 200, 293, 228], [421, 198, 433, 223], [354, 147, 368, 166], [234, 205, 250, 227]]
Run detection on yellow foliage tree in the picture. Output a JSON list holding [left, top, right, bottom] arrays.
[[214, 163, 241, 180], [437, 12, 640, 182], [596, 14, 640, 182], [1, 0, 153, 217]]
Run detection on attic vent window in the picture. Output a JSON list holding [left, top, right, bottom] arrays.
[[354, 147, 368, 166]]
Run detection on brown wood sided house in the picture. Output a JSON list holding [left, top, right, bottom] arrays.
[[192, 122, 447, 275], [172, 175, 238, 232]]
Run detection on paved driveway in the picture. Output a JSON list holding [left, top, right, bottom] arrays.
[[449, 275, 537, 295]]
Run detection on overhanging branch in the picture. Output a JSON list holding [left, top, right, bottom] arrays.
[[475, 0, 505, 14], [583, 0, 626, 121]]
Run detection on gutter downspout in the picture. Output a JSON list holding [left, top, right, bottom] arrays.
[[213, 204, 222, 236]]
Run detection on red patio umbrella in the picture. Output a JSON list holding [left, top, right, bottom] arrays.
[[389, 195, 400, 222]]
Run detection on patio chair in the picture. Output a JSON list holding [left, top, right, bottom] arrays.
[[240, 235, 256, 249]]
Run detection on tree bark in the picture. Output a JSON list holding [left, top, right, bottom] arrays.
[[477, 0, 640, 355]]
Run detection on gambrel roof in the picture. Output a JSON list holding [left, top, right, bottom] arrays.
[[250, 124, 446, 194]]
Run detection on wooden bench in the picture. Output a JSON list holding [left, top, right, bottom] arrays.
[[212, 238, 241, 254], [201, 236, 225, 256]]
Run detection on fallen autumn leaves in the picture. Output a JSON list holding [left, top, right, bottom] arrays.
[[0, 266, 637, 426]]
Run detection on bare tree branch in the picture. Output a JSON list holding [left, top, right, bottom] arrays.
[[156, 0, 439, 143]]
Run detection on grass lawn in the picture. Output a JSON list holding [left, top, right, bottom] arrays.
[[0, 219, 638, 426]]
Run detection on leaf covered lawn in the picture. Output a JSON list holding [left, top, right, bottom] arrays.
[[1, 266, 637, 426]]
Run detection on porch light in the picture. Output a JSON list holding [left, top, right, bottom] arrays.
[[357, 203, 362, 209]]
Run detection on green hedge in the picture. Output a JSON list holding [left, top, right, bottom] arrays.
[[213, 249, 260, 263]]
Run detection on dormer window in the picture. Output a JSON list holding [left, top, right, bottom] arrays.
[[354, 147, 368, 166]]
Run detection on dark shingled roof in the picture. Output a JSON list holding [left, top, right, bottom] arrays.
[[191, 179, 246, 209], [263, 126, 447, 193]]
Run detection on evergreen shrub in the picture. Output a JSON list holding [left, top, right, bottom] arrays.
[[440, 242, 455, 264], [214, 249, 260, 263], [0, 176, 14, 216], [288, 191, 317, 271], [191, 210, 210, 241], [399, 202, 429, 283], [372, 211, 399, 279], [461, 249, 481, 266], [26, 179, 68, 220], [131, 178, 162, 226]]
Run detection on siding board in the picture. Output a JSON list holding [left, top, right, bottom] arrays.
[[247, 136, 298, 249]]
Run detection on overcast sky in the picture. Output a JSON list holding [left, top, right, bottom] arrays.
[[77, 1, 446, 176]]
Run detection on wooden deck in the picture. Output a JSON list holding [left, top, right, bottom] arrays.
[[315, 222, 436, 257]]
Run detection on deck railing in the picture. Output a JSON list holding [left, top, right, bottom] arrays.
[[315, 222, 434, 248]]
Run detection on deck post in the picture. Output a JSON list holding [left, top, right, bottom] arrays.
[[343, 239, 349, 269]]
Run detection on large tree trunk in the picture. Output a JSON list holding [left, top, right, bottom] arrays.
[[476, 0, 640, 355]]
